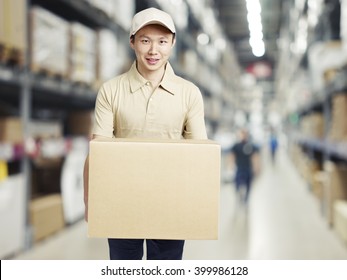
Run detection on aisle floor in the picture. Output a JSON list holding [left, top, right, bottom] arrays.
[[12, 148, 347, 260]]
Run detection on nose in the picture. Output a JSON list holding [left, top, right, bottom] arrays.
[[148, 42, 158, 54]]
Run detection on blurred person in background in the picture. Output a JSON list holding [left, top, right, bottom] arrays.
[[83, 7, 207, 260], [229, 128, 260, 205], [269, 128, 278, 163]]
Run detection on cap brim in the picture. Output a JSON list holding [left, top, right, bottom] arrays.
[[131, 20, 175, 36]]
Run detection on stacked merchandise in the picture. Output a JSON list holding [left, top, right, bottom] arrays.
[[300, 113, 325, 139], [85, 0, 135, 30], [324, 162, 347, 226], [0, 117, 25, 258], [329, 94, 347, 141], [0, 0, 26, 66], [69, 23, 97, 86], [96, 29, 128, 88], [30, 6, 69, 77]]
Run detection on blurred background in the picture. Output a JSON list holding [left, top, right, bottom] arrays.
[[1, 0, 347, 260]]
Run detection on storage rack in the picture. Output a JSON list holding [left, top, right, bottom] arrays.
[[277, 0, 347, 227]]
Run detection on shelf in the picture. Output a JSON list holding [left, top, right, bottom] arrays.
[[296, 135, 347, 161], [0, 66, 96, 110], [31, 0, 128, 36]]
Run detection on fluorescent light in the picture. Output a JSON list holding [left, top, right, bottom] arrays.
[[245, 0, 265, 57]]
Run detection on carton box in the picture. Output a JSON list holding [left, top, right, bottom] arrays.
[[0, 117, 23, 144], [334, 200, 347, 244], [325, 161, 347, 225], [88, 138, 220, 240], [29, 194, 65, 242]]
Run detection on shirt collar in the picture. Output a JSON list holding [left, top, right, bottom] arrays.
[[128, 61, 177, 95]]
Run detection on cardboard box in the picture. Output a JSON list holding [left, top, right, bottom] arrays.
[[88, 138, 220, 240], [0, 117, 23, 144], [325, 161, 347, 225], [334, 200, 347, 244], [30, 194, 65, 242]]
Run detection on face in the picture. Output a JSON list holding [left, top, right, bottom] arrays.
[[130, 24, 175, 77]]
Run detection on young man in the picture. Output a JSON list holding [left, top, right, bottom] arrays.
[[83, 7, 207, 260]]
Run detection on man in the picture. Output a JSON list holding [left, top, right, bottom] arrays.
[[229, 129, 260, 205], [83, 7, 207, 260]]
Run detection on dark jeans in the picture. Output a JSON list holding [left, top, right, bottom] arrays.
[[235, 169, 253, 203], [108, 238, 185, 260]]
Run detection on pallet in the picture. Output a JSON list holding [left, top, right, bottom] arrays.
[[0, 43, 25, 68]]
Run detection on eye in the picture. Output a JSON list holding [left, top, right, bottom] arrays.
[[141, 39, 150, 44], [160, 40, 168, 45]]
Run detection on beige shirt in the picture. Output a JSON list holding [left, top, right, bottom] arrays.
[[93, 62, 207, 140]]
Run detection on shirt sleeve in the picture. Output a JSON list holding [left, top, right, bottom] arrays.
[[92, 84, 115, 138], [183, 86, 208, 140]]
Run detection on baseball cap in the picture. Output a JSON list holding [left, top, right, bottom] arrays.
[[130, 7, 176, 37]]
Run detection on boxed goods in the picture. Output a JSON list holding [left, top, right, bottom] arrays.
[[29, 194, 65, 242], [0, 117, 23, 144], [30, 6, 69, 76], [88, 138, 220, 240], [334, 200, 347, 244], [329, 94, 347, 141], [0, 0, 26, 66], [69, 22, 97, 85], [325, 161, 347, 225], [96, 29, 127, 86]]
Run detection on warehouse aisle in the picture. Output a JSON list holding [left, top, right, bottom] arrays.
[[12, 147, 347, 260]]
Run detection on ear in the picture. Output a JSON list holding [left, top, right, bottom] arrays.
[[130, 36, 135, 49]]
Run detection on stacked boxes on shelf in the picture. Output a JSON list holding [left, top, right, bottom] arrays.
[[329, 94, 347, 141], [85, 0, 135, 30], [69, 23, 97, 86], [300, 113, 325, 139], [30, 6, 69, 77], [96, 29, 128, 88], [29, 193, 65, 243], [0, 0, 27, 66], [324, 161, 347, 226], [29, 5, 131, 90], [334, 200, 347, 244]]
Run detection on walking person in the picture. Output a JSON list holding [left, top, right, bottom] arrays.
[[229, 129, 260, 205]]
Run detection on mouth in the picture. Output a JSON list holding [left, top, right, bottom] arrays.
[[146, 58, 159, 65]]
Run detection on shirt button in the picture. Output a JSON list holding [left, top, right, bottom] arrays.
[[146, 82, 150, 86]]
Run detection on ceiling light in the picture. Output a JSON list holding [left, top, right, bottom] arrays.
[[197, 33, 210, 45]]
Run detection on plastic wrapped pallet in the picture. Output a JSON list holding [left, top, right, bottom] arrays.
[[69, 22, 97, 85], [0, 174, 26, 258], [30, 6, 69, 77], [96, 29, 118, 85], [112, 0, 135, 30], [61, 137, 88, 224]]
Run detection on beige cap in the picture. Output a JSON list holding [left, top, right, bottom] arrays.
[[130, 7, 176, 37]]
